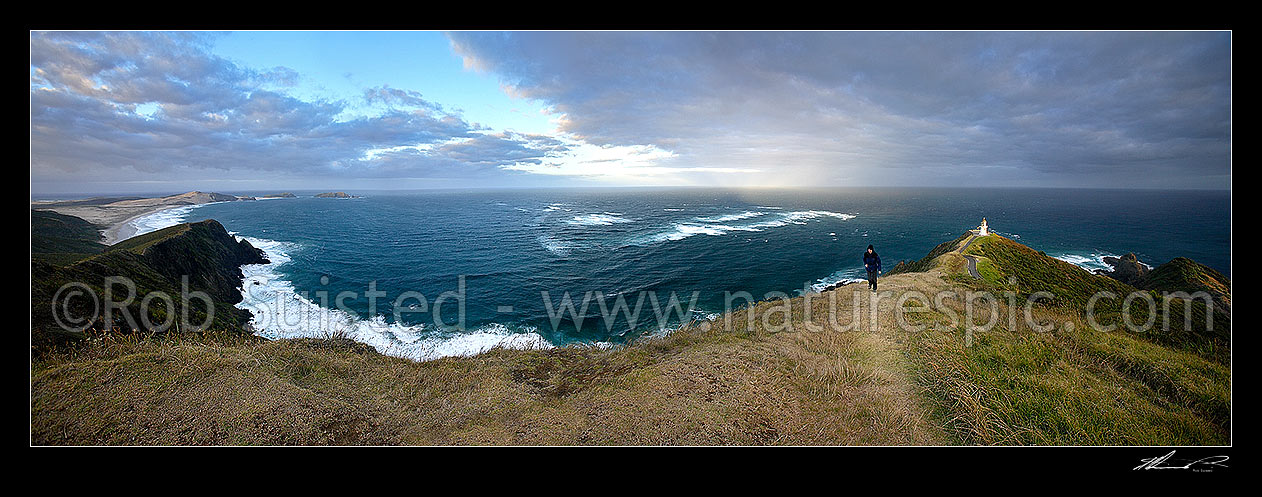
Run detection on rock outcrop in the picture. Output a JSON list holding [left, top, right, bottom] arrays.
[[1097, 253, 1149, 286]]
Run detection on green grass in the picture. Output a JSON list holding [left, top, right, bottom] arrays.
[[974, 258, 1005, 287], [964, 235, 1134, 309], [31, 209, 107, 265], [1144, 257, 1229, 295], [907, 315, 1229, 445], [886, 233, 971, 275], [1141, 257, 1231, 327], [962, 235, 1228, 363], [108, 223, 191, 254]]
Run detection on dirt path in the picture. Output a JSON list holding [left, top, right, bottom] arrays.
[[957, 234, 981, 279], [962, 255, 981, 279]]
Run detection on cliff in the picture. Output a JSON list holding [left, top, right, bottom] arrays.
[[108, 220, 268, 303], [31, 218, 267, 354]]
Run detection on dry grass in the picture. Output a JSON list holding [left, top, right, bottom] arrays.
[[31, 285, 951, 445], [31, 243, 1229, 445]]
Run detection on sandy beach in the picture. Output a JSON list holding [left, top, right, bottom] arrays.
[[100, 208, 169, 244], [31, 191, 247, 245]]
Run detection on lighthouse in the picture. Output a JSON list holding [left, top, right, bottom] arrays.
[[978, 218, 989, 236]]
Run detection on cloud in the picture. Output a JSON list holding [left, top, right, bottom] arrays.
[[362, 85, 447, 115], [447, 31, 1231, 188], [29, 31, 1231, 192], [29, 31, 569, 190]]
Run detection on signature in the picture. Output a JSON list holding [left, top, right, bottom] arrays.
[[1134, 450, 1229, 472]]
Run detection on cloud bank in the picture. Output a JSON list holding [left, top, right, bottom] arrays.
[[30, 31, 568, 192], [448, 31, 1231, 188]]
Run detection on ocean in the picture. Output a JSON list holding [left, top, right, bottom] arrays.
[[124, 187, 1231, 361]]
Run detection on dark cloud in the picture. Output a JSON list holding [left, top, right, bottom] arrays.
[[448, 31, 1230, 188], [29, 31, 559, 191]]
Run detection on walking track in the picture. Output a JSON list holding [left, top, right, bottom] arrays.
[[958, 234, 982, 279]]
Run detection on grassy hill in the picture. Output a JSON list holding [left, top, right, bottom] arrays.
[[31, 209, 107, 265], [1142, 257, 1230, 312], [31, 231, 1229, 445], [961, 235, 1229, 362], [31, 219, 267, 356], [886, 233, 972, 276]]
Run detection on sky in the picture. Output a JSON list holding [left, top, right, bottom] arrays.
[[30, 31, 1231, 195]]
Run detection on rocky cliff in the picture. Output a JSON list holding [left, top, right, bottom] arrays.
[[32, 218, 268, 354], [110, 220, 268, 304]]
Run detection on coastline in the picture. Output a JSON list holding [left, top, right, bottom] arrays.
[[101, 206, 178, 245], [32, 191, 243, 245]]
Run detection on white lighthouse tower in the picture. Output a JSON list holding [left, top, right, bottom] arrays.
[[977, 218, 989, 236]]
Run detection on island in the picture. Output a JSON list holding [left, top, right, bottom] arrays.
[[259, 192, 298, 198], [314, 192, 356, 198]]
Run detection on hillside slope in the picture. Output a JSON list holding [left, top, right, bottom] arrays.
[[961, 235, 1229, 361], [31, 232, 1229, 445], [31, 209, 107, 265], [31, 219, 267, 355], [1142, 257, 1230, 313]]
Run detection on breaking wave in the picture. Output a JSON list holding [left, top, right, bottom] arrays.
[[627, 210, 858, 246], [236, 236, 553, 362]]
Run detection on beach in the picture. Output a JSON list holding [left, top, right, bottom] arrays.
[[101, 209, 168, 244], [31, 191, 245, 245]]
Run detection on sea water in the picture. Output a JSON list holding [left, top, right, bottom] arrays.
[[122, 187, 1231, 360]]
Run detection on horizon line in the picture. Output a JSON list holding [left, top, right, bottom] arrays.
[[30, 183, 1233, 200]]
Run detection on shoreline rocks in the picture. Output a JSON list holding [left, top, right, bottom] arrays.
[[1095, 252, 1149, 286]]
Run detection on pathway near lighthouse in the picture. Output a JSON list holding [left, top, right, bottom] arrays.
[[958, 234, 982, 279]]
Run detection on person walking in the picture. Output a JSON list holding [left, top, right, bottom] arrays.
[[863, 245, 882, 291]]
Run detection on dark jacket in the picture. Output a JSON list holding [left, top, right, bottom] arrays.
[[863, 250, 882, 273]]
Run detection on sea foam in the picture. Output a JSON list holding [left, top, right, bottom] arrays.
[[126, 203, 555, 362], [237, 236, 553, 361], [125, 204, 208, 237], [1052, 252, 1153, 273], [539, 235, 574, 257], [629, 210, 857, 246], [694, 210, 767, 223], [809, 267, 870, 293], [566, 213, 633, 226]]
